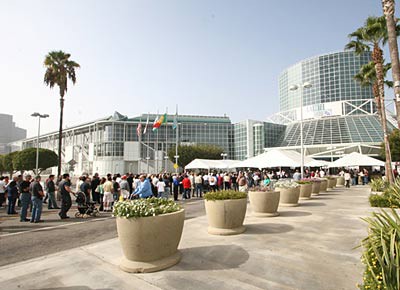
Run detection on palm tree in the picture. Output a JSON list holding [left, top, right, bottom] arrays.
[[44, 51, 80, 177], [382, 0, 400, 129], [354, 61, 393, 127], [345, 16, 394, 183]]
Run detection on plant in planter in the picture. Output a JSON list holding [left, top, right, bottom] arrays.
[[296, 180, 313, 199], [326, 176, 338, 189], [248, 185, 280, 217], [204, 190, 247, 235], [113, 197, 184, 273], [369, 178, 388, 195], [274, 180, 301, 207]]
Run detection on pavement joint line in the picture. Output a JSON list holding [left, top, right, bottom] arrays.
[[0, 216, 114, 238]]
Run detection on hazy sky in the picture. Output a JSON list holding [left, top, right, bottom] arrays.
[[0, 0, 394, 138]]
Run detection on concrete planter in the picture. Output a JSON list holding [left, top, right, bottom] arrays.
[[336, 176, 345, 187], [116, 209, 185, 273], [320, 180, 328, 192], [277, 187, 301, 207], [299, 183, 312, 199], [327, 178, 337, 189], [205, 198, 247, 235], [248, 190, 280, 217], [311, 182, 321, 195]]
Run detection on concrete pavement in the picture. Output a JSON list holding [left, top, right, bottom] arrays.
[[0, 186, 374, 290]]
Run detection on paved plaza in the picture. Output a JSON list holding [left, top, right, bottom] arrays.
[[0, 186, 374, 290]]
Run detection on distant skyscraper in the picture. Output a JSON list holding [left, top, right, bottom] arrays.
[[0, 114, 27, 154]]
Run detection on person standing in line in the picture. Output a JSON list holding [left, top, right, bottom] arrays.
[[112, 176, 120, 202], [30, 175, 44, 223], [91, 173, 100, 204], [102, 176, 114, 212], [182, 175, 191, 199], [97, 177, 106, 211], [120, 175, 130, 200], [344, 170, 351, 188], [19, 175, 32, 222], [172, 175, 179, 201], [130, 175, 153, 199], [156, 177, 166, 198], [127, 173, 134, 194], [58, 173, 75, 219], [0, 176, 6, 208], [46, 175, 60, 209], [194, 173, 203, 198], [7, 179, 19, 215]]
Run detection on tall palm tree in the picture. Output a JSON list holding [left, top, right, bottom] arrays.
[[345, 16, 394, 183], [354, 61, 393, 127], [44, 51, 80, 177], [382, 0, 400, 129]]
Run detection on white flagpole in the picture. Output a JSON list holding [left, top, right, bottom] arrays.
[[175, 104, 179, 173], [156, 110, 159, 173], [138, 117, 141, 174], [165, 107, 168, 172], [145, 112, 150, 174]]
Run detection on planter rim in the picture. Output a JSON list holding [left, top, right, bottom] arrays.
[[116, 208, 184, 220], [204, 197, 248, 202]]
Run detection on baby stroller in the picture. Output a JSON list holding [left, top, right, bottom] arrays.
[[75, 191, 99, 218]]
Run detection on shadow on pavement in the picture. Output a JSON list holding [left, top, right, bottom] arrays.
[[177, 244, 249, 271], [34, 287, 112, 290], [279, 210, 312, 217], [299, 202, 326, 207], [244, 223, 294, 235]]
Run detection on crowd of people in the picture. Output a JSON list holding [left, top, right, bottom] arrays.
[[1, 166, 393, 222]]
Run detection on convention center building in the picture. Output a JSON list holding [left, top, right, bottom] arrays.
[[19, 51, 397, 174]]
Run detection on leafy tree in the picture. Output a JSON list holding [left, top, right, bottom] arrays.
[[44, 50, 80, 177], [13, 148, 58, 173], [380, 129, 400, 161], [0, 155, 5, 174], [168, 144, 224, 168], [2, 151, 19, 177], [346, 16, 395, 183]]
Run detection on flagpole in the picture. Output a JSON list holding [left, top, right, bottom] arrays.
[[156, 110, 159, 174], [138, 117, 141, 174], [165, 107, 168, 172], [146, 112, 150, 174], [175, 104, 179, 174]]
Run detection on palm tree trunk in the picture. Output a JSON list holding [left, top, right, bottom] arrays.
[[373, 83, 383, 127], [382, 0, 400, 129], [373, 45, 394, 183], [58, 97, 64, 177]]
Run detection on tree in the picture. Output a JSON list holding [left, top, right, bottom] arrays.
[[0, 155, 5, 175], [354, 61, 393, 126], [168, 144, 224, 168], [44, 51, 80, 177], [13, 148, 58, 173], [380, 129, 400, 161], [346, 16, 394, 183], [2, 151, 19, 177], [382, 0, 400, 129]]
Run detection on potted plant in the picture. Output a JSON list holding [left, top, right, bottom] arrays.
[[296, 180, 313, 199], [310, 178, 321, 195], [369, 178, 388, 195], [336, 175, 345, 187], [319, 178, 328, 192], [204, 190, 247, 235], [326, 176, 337, 189], [274, 180, 301, 207], [248, 185, 280, 217], [113, 197, 184, 273]]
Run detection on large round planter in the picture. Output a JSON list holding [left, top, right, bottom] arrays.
[[248, 190, 280, 217], [311, 182, 321, 195], [299, 183, 312, 199], [116, 209, 185, 273], [327, 178, 337, 190], [204, 198, 247, 235], [320, 180, 328, 192], [336, 176, 345, 187], [278, 187, 301, 207]]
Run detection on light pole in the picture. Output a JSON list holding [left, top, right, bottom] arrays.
[[174, 155, 179, 173], [164, 155, 169, 172], [289, 82, 312, 179], [31, 112, 49, 175]]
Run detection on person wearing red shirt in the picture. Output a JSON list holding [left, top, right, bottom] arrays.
[[182, 175, 191, 200]]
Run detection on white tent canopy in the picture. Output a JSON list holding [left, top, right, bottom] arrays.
[[185, 159, 238, 170], [235, 149, 328, 169], [328, 152, 384, 167]]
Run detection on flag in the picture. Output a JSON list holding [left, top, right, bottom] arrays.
[[143, 114, 150, 134], [152, 113, 167, 131], [136, 123, 142, 137], [172, 113, 177, 130]]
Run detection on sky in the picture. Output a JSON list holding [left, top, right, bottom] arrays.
[[0, 0, 396, 138]]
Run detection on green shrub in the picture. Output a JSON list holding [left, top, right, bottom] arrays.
[[369, 194, 392, 208], [204, 190, 247, 201], [358, 209, 400, 290], [113, 197, 182, 218], [370, 178, 389, 192], [248, 186, 273, 192], [296, 180, 313, 185]]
